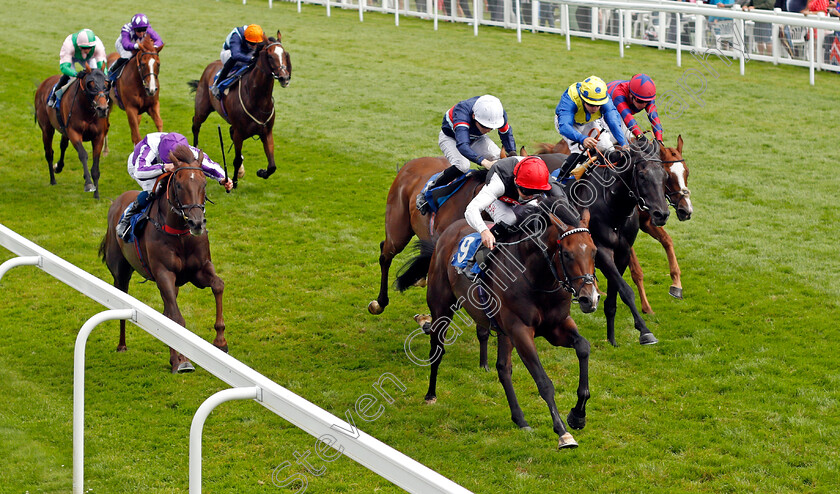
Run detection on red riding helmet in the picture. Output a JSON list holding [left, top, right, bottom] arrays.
[[513, 156, 551, 191], [629, 74, 656, 102]]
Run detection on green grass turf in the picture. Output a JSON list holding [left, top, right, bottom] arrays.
[[1, 0, 839, 492]]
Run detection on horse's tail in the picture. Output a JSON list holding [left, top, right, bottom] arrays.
[[99, 226, 111, 264], [187, 80, 199, 93], [394, 239, 436, 292]]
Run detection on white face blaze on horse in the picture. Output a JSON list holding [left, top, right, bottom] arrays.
[[147, 58, 157, 94], [668, 160, 693, 217]]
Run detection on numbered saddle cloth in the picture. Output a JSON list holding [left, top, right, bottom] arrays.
[[451, 232, 484, 277]]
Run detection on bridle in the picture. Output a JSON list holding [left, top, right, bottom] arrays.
[[255, 42, 289, 82], [239, 42, 287, 126], [150, 167, 207, 235], [135, 49, 159, 91], [660, 157, 691, 209]]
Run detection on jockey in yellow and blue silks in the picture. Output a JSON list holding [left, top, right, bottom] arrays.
[[48, 29, 108, 107], [554, 76, 627, 176]]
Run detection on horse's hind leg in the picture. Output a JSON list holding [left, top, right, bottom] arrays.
[[641, 221, 683, 299], [56, 134, 69, 174], [41, 126, 56, 185], [628, 247, 654, 314], [191, 91, 213, 147], [477, 324, 490, 371], [368, 203, 416, 315], [255, 130, 276, 179], [495, 333, 530, 430], [102, 229, 134, 351], [194, 263, 227, 352]]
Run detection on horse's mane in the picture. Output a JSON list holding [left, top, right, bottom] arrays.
[[138, 33, 155, 51], [171, 144, 198, 165]]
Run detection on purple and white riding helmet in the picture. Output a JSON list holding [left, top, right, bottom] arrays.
[[130, 14, 150, 30]]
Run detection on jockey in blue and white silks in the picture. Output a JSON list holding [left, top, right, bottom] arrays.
[[210, 24, 265, 98]]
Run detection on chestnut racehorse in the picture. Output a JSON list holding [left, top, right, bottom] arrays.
[[106, 34, 164, 145], [534, 136, 693, 313], [188, 31, 291, 187], [34, 66, 110, 199], [99, 146, 227, 373], [396, 212, 598, 448]]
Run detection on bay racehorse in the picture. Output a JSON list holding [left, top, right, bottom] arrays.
[[368, 157, 488, 316], [535, 136, 692, 313], [34, 66, 110, 199], [106, 33, 163, 145], [99, 145, 227, 373], [538, 139, 669, 345], [188, 31, 291, 187], [629, 135, 693, 313], [396, 211, 598, 448]]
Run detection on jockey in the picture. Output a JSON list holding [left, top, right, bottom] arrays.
[[415, 95, 517, 215], [210, 24, 265, 99], [108, 13, 164, 83], [465, 156, 579, 250], [606, 74, 663, 144], [116, 132, 234, 241], [554, 75, 627, 177], [48, 29, 108, 107]]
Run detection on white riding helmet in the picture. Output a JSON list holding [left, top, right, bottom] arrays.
[[473, 95, 505, 129]]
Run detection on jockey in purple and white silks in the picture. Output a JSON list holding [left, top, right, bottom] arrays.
[[49, 29, 108, 107], [108, 13, 164, 83], [210, 24, 265, 99], [116, 132, 233, 240]]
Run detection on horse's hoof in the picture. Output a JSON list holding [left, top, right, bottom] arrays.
[[215, 344, 229, 353], [669, 286, 683, 299], [237, 165, 246, 179], [567, 409, 586, 430], [413, 314, 432, 326], [256, 168, 269, 179], [421, 322, 432, 335], [50, 180, 57, 186], [639, 333, 659, 345], [558, 432, 578, 449], [641, 306, 654, 314], [368, 300, 383, 315], [116, 345, 127, 353], [173, 362, 195, 374], [424, 396, 437, 405], [480, 364, 489, 372], [608, 338, 619, 347], [413, 278, 427, 288], [56, 163, 64, 173], [84, 184, 96, 193], [520, 425, 533, 432]]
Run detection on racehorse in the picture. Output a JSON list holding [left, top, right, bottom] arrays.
[[629, 135, 693, 313], [106, 33, 164, 145], [396, 212, 598, 448], [188, 31, 291, 187], [34, 66, 110, 199], [538, 140, 669, 345], [99, 145, 227, 373], [367, 157, 488, 316], [534, 136, 692, 313]]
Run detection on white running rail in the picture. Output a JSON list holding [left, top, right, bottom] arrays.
[[0, 223, 472, 494]]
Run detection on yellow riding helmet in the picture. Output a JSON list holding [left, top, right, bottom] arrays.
[[244, 24, 264, 43], [579, 76, 609, 105]]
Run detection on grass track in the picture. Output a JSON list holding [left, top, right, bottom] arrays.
[[1, 0, 839, 492]]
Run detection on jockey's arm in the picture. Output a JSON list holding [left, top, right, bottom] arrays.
[[601, 101, 628, 147], [59, 37, 78, 77], [192, 148, 230, 188], [120, 27, 137, 51], [228, 33, 254, 64], [645, 101, 664, 141], [555, 97, 588, 146], [466, 175, 505, 248], [147, 28, 164, 50], [453, 125, 485, 167], [497, 116, 516, 156]]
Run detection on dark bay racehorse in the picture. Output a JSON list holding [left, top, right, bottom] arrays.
[[106, 34, 163, 145], [99, 146, 227, 373], [368, 157, 488, 316], [397, 212, 598, 448], [539, 140, 669, 346], [629, 135, 693, 313], [536, 136, 692, 314], [188, 31, 291, 187], [34, 66, 110, 199]]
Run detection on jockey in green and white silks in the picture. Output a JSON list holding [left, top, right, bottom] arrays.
[[49, 29, 108, 106]]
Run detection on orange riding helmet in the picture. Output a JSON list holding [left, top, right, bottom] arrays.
[[244, 24, 264, 43]]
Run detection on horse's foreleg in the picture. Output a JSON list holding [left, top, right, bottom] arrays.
[[149, 99, 164, 133], [477, 325, 490, 371], [597, 249, 658, 346], [155, 271, 193, 373], [561, 317, 590, 431], [90, 134, 106, 200], [642, 222, 683, 298], [231, 132, 244, 188], [510, 326, 575, 447], [256, 130, 276, 179], [628, 247, 654, 314], [57, 134, 69, 174], [194, 263, 227, 352], [68, 131, 94, 194], [41, 126, 56, 185], [495, 333, 529, 430], [423, 277, 458, 404], [125, 107, 142, 146]]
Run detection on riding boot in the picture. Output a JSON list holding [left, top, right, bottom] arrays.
[[48, 74, 71, 108], [116, 191, 151, 241], [416, 165, 464, 215], [108, 57, 128, 82], [211, 58, 237, 99]]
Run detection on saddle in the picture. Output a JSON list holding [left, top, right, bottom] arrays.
[[122, 203, 153, 244], [213, 63, 252, 97], [421, 169, 485, 214]]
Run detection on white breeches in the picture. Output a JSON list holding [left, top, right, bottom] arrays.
[[438, 130, 501, 173]]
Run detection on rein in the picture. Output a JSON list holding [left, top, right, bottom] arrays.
[[148, 167, 206, 236], [136, 50, 159, 85], [236, 42, 285, 126]]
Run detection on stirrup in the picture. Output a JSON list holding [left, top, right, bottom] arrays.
[[415, 193, 429, 215]]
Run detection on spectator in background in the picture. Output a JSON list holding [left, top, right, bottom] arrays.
[[743, 0, 776, 55]]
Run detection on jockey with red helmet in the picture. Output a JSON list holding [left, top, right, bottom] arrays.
[[49, 29, 108, 107], [108, 14, 165, 83], [465, 156, 579, 250], [416, 95, 517, 215], [606, 74, 663, 143], [210, 24, 265, 99], [116, 132, 233, 241]]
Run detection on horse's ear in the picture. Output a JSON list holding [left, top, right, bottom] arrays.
[[276, 31, 282, 42], [579, 208, 590, 228], [519, 146, 526, 156], [677, 134, 683, 153]]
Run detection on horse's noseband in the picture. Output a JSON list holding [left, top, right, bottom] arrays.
[[167, 167, 206, 223], [553, 228, 597, 296]]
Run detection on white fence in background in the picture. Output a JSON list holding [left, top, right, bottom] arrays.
[[247, 0, 840, 85], [0, 223, 471, 494]]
